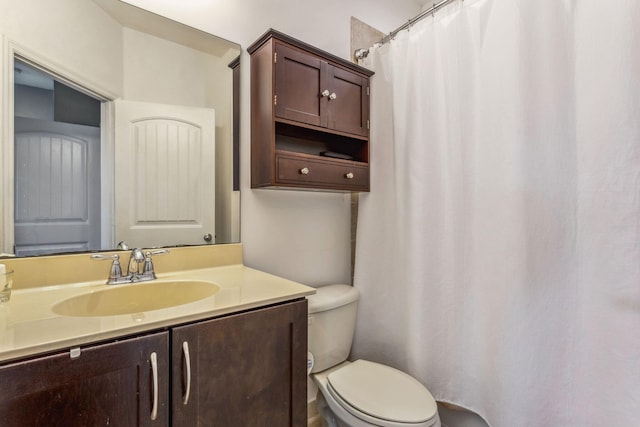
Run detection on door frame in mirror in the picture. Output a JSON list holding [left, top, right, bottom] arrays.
[[1, 41, 117, 255]]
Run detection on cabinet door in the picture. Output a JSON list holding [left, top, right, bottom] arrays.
[[0, 332, 169, 427], [172, 299, 308, 427], [327, 66, 370, 137], [274, 43, 370, 138], [275, 43, 328, 128]]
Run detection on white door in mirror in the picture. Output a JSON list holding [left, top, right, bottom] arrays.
[[114, 100, 216, 247], [14, 120, 101, 256]]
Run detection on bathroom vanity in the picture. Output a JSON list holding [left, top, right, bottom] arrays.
[[0, 244, 313, 426]]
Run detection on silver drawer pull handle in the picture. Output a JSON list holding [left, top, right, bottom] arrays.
[[150, 352, 158, 420], [329, 92, 337, 100], [182, 341, 192, 405], [321, 89, 330, 97], [300, 167, 310, 175], [345, 172, 354, 179]]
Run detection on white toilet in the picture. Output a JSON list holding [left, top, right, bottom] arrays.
[[308, 284, 441, 427]]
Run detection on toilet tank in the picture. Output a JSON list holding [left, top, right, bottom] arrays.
[[307, 284, 360, 373]]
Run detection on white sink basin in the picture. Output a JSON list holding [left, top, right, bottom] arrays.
[[52, 280, 219, 317]]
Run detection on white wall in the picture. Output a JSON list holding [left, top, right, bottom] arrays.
[[0, 0, 123, 96], [122, 0, 424, 286], [14, 86, 53, 120], [122, 28, 230, 108], [121, 27, 237, 242], [120, 0, 423, 59]]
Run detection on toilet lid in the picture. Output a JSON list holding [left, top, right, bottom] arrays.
[[327, 359, 437, 424]]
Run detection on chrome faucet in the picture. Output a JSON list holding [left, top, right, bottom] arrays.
[[127, 248, 146, 279], [91, 248, 169, 285]]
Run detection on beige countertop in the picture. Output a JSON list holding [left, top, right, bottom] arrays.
[[0, 245, 316, 363]]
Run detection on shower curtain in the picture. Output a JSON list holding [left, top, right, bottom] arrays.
[[351, 0, 640, 425]]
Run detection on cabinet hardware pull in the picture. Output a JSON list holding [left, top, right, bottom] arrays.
[[150, 352, 159, 420], [321, 89, 330, 97], [345, 172, 354, 179], [182, 341, 192, 405], [329, 92, 337, 100], [300, 167, 310, 175], [69, 347, 81, 359]]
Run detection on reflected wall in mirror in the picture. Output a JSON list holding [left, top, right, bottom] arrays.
[[0, 0, 241, 257]]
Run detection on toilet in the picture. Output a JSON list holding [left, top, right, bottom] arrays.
[[308, 284, 441, 427]]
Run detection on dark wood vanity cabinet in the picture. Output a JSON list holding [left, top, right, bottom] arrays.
[[249, 29, 374, 191], [0, 299, 307, 427], [0, 332, 169, 427], [172, 299, 308, 426]]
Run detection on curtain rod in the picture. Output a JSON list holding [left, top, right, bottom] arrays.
[[354, 0, 456, 59]]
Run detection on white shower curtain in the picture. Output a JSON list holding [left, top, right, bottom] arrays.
[[352, 0, 640, 426]]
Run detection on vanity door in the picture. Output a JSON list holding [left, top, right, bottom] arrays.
[[0, 332, 169, 427], [171, 299, 308, 426]]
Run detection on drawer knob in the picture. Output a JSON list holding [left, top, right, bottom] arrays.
[[345, 172, 354, 179], [321, 89, 330, 98], [300, 167, 310, 175], [329, 92, 337, 100]]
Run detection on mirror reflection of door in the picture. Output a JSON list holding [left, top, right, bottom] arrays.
[[13, 59, 102, 256], [114, 100, 216, 248]]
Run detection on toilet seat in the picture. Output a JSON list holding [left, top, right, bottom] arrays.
[[326, 360, 438, 426]]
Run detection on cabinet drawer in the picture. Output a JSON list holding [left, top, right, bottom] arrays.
[[276, 152, 369, 191]]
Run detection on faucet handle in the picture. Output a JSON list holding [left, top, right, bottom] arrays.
[[90, 253, 115, 261], [91, 253, 125, 284], [148, 249, 169, 256], [141, 249, 170, 280]]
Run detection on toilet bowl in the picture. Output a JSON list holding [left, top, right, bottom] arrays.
[[308, 285, 441, 427]]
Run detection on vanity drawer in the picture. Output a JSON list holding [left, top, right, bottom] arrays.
[[275, 152, 369, 191]]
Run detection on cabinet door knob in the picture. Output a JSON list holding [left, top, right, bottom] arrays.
[[345, 172, 354, 179], [321, 89, 330, 97], [329, 92, 337, 100], [300, 167, 310, 175]]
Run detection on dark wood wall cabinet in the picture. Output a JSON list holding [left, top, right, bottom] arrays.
[[0, 299, 307, 427], [249, 29, 374, 192]]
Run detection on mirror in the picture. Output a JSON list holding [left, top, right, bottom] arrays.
[[1, 0, 241, 257]]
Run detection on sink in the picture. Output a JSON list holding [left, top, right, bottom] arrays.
[[52, 280, 219, 317]]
